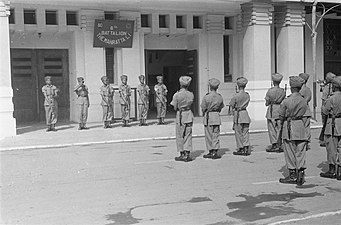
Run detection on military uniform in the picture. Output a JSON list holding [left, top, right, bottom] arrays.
[[170, 76, 194, 162], [319, 72, 336, 144], [230, 77, 251, 156], [100, 76, 115, 128], [154, 75, 168, 125], [265, 73, 286, 152], [278, 76, 308, 185], [119, 75, 131, 126], [201, 78, 224, 159], [137, 75, 150, 126], [74, 77, 89, 130], [299, 73, 312, 150], [42, 76, 59, 131], [320, 76, 341, 180]]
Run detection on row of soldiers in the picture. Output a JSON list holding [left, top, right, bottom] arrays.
[[42, 74, 168, 131]]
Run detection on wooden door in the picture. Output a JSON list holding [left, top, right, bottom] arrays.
[[11, 49, 39, 122], [37, 49, 69, 122], [186, 50, 198, 115]]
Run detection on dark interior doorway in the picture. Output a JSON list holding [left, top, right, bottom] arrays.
[[145, 50, 198, 118]]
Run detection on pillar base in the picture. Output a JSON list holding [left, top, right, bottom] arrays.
[[0, 87, 16, 139]]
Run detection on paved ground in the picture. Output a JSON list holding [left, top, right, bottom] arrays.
[[1, 129, 341, 225]]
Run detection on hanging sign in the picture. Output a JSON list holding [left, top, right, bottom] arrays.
[[93, 20, 134, 48]]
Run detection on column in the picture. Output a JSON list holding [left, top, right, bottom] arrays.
[[241, 2, 274, 121], [0, 0, 16, 139], [275, 4, 305, 81]]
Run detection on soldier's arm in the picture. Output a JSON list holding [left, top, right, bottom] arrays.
[[322, 98, 332, 116], [170, 94, 178, 111]]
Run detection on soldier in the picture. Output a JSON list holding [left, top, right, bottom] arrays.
[[299, 73, 312, 151], [154, 75, 168, 125], [74, 77, 90, 130], [265, 73, 286, 153], [230, 77, 251, 156], [170, 76, 194, 162], [137, 75, 150, 126], [319, 72, 336, 146], [100, 76, 114, 128], [119, 75, 131, 127], [278, 76, 308, 186], [42, 76, 59, 132], [201, 78, 224, 159], [320, 75, 341, 180]]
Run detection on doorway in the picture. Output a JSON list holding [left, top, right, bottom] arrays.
[[145, 50, 198, 118], [11, 49, 70, 123]]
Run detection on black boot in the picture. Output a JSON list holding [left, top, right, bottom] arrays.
[[336, 165, 341, 180], [203, 150, 213, 158], [139, 119, 143, 126], [157, 118, 162, 125], [183, 151, 192, 162], [78, 123, 83, 130], [211, 149, 221, 159], [175, 151, 185, 161], [276, 144, 284, 153], [320, 164, 336, 179], [82, 123, 89, 129], [279, 169, 297, 184], [266, 144, 277, 152], [142, 119, 148, 126], [161, 118, 165, 125], [243, 146, 250, 156], [46, 125, 52, 132], [297, 168, 306, 186], [233, 148, 244, 155], [50, 124, 57, 131]]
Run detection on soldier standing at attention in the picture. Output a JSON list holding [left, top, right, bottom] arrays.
[[278, 76, 307, 186], [42, 76, 59, 132], [74, 77, 89, 130], [230, 77, 251, 156], [320, 76, 341, 180], [201, 78, 224, 159], [299, 73, 312, 151], [137, 75, 150, 126], [119, 75, 131, 127], [100, 76, 114, 129], [265, 73, 286, 153], [319, 72, 336, 146], [154, 75, 168, 125], [171, 76, 194, 162]]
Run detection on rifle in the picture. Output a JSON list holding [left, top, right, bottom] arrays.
[[138, 87, 148, 109], [277, 84, 287, 146], [154, 86, 166, 108], [319, 83, 331, 142]]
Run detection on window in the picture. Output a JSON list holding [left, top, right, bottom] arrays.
[[193, 16, 202, 29], [141, 14, 150, 27], [9, 8, 15, 24], [66, 11, 78, 25], [225, 17, 232, 29], [176, 15, 184, 28], [105, 48, 116, 84], [105, 11, 118, 20], [24, 9, 36, 24], [46, 10, 58, 25], [159, 15, 168, 28], [223, 35, 232, 82]]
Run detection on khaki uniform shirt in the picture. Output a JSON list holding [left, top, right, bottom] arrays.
[[119, 84, 131, 105], [229, 90, 251, 124], [154, 84, 168, 103], [137, 84, 150, 105], [300, 84, 312, 117], [100, 85, 114, 106], [278, 92, 307, 141], [170, 88, 194, 124], [201, 91, 224, 126], [74, 84, 89, 105], [322, 91, 341, 136], [265, 86, 286, 119], [42, 84, 58, 106]]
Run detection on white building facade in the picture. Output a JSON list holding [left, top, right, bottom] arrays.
[[1, 0, 340, 139]]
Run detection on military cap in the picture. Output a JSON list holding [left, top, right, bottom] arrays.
[[77, 77, 84, 81], [208, 78, 220, 89], [289, 76, 305, 88], [179, 76, 192, 86], [138, 75, 145, 80], [101, 76, 107, 81], [326, 72, 336, 83], [299, 73, 310, 82], [156, 75, 163, 81], [332, 76, 341, 88], [44, 76, 52, 81], [120, 75, 128, 80], [271, 73, 283, 83], [236, 77, 248, 87]]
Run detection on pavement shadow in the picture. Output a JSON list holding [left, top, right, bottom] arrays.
[[317, 161, 329, 172], [16, 121, 74, 134], [190, 150, 205, 159], [278, 165, 289, 177], [218, 148, 231, 157]]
